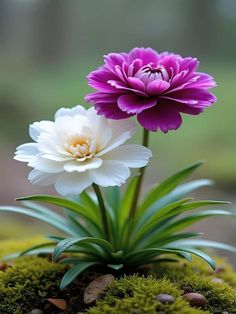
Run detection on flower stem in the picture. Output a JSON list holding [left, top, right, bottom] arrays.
[[92, 183, 110, 241], [129, 128, 150, 220]]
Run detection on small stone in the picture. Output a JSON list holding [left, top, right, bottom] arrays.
[[30, 310, 44, 314], [212, 277, 224, 284], [47, 298, 67, 310], [0, 263, 8, 271], [183, 293, 207, 308], [221, 312, 229, 314], [215, 265, 225, 273], [156, 294, 175, 304], [84, 274, 115, 304]]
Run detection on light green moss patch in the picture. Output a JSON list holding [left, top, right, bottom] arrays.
[[85, 275, 209, 314]]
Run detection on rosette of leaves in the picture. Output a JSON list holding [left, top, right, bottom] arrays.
[[1, 161, 235, 289]]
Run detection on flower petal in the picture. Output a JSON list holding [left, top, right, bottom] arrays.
[[14, 143, 39, 162], [96, 119, 136, 156], [29, 121, 54, 141], [55, 105, 87, 119], [28, 169, 58, 186], [64, 158, 102, 173], [90, 161, 130, 187], [55, 172, 93, 196], [137, 103, 182, 133], [104, 144, 152, 167], [117, 94, 157, 114], [95, 102, 133, 120], [147, 80, 170, 95]]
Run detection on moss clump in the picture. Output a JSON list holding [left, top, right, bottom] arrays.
[[0, 256, 66, 314], [85, 275, 209, 314], [1, 238, 236, 314], [153, 257, 236, 313]]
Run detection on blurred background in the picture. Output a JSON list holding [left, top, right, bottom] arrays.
[[0, 0, 235, 262]]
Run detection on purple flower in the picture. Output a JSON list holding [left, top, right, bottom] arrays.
[[85, 47, 217, 132]]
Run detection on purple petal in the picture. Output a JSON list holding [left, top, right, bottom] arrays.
[[172, 102, 203, 115], [147, 80, 170, 95], [118, 94, 157, 114], [187, 72, 216, 89], [127, 77, 145, 92], [127, 47, 160, 65], [161, 88, 217, 107], [95, 102, 133, 119], [179, 57, 199, 73], [137, 103, 182, 132], [104, 53, 127, 72], [108, 80, 147, 97], [85, 92, 122, 104], [87, 68, 118, 93]]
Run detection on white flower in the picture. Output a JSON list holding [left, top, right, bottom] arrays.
[[14, 105, 152, 196]]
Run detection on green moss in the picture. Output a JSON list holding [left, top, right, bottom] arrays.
[[0, 256, 66, 314], [85, 275, 209, 314], [0, 237, 67, 314], [1, 238, 236, 314], [153, 257, 236, 313]]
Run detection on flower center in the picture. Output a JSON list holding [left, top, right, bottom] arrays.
[[135, 63, 169, 85], [65, 134, 96, 160]]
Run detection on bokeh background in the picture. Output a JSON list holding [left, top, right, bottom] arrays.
[[0, 0, 235, 262]]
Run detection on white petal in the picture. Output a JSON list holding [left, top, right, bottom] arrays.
[[103, 144, 152, 168], [29, 156, 64, 173], [86, 108, 113, 150], [89, 160, 130, 187], [54, 115, 91, 140], [28, 169, 58, 186], [29, 121, 54, 141], [55, 105, 87, 119], [14, 143, 39, 162], [55, 172, 92, 196], [96, 119, 136, 156], [64, 158, 102, 173]]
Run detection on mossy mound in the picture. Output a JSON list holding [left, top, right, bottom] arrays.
[[85, 275, 208, 314], [1, 237, 236, 314]]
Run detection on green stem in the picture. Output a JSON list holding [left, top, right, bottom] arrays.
[[129, 128, 150, 220], [92, 184, 110, 241]]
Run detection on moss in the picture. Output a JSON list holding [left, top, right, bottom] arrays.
[[153, 257, 236, 313], [0, 237, 67, 314], [0, 256, 67, 314], [1, 238, 236, 313], [85, 275, 209, 314]]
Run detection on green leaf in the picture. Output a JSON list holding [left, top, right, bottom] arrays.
[[107, 263, 124, 270], [138, 161, 204, 216], [20, 242, 56, 256], [133, 198, 192, 242], [105, 186, 120, 213], [159, 210, 234, 236], [119, 177, 138, 227], [53, 237, 113, 261], [166, 247, 216, 270], [60, 262, 98, 289], [147, 232, 203, 248], [140, 179, 213, 224], [16, 195, 102, 234], [0, 206, 72, 234], [168, 239, 236, 254]]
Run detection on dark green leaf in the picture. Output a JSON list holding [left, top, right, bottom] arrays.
[[60, 262, 98, 289]]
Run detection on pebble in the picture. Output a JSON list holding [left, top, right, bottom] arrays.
[[182, 292, 207, 308], [156, 294, 175, 304], [30, 310, 44, 314], [212, 277, 224, 284], [0, 263, 8, 271]]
